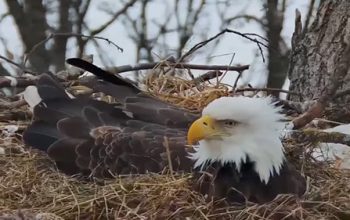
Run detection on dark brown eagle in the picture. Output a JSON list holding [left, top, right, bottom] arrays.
[[22, 58, 306, 204]]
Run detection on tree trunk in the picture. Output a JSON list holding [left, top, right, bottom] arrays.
[[52, 0, 72, 72], [288, 0, 350, 122], [6, 0, 50, 72], [266, 0, 290, 96]]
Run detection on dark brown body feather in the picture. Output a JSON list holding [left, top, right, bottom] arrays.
[[23, 69, 198, 177], [195, 158, 306, 204], [23, 59, 306, 204]]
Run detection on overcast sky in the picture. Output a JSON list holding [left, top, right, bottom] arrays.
[[0, 0, 310, 89]]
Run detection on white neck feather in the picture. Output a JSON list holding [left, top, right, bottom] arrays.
[[189, 96, 285, 184]]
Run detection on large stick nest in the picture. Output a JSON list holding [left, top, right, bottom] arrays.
[[1, 68, 350, 220]]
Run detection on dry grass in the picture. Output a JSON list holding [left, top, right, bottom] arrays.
[[143, 70, 230, 112], [1, 134, 350, 219], [1, 69, 350, 219]]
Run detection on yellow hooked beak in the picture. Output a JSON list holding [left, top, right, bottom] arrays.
[[187, 115, 220, 145]]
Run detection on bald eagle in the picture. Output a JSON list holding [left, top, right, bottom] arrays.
[[22, 58, 306, 204]]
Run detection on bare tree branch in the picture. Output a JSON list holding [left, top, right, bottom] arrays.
[[72, 0, 92, 57], [225, 15, 265, 27], [291, 129, 350, 147], [0, 76, 37, 88], [176, 0, 206, 58], [192, 71, 223, 83], [0, 55, 24, 70], [90, 0, 138, 36], [235, 87, 301, 96], [24, 32, 123, 69], [122, 0, 153, 64], [110, 62, 249, 74], [0, 55, 35, 74], [179, 28, 268, 63]]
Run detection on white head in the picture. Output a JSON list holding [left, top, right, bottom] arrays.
[[187, 96, 285, 184]]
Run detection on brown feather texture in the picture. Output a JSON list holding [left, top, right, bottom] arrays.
[[194, 160, 306, 204], [22, 59, 306, 204], [23, 73, 196, 178]]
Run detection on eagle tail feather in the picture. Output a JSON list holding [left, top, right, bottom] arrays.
[[66, 58, 136, 88], [66, 58, 142, 101]]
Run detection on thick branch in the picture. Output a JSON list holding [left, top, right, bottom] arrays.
[[235, 87, 301, 96], [192, 71, 223, 83], [0, 76, 38, 88], [111, 62, 249, 74], [291, 129, 350, 147]]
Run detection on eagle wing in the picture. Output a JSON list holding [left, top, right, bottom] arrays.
[[23, 61, 198, 178], [67, 58, 199, 128]]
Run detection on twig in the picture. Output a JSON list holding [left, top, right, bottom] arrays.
[[0, 55, 23, 69], [90, 0, 138, 36], [243, 33, 269, 42], [219, 53, 236, 85], [233, 71, 243, 90], [235, 87, 301, 96], [0, 55, 36, 74], [163, 136, 174, 179], [24, 33, 123, 66], [179, 28, 268, 63], [225, 15, 265, 27], [256, 42, 266, 62], [311, 118, 345, 127], [290, 129, 350, 146]]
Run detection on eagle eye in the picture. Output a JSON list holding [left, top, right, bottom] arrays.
[[223, 120, 238, 126]]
